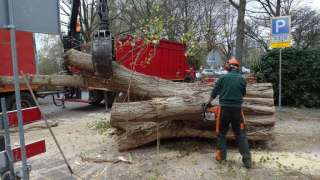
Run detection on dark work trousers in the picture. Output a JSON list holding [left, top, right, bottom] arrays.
[[0, 135, 5, 151], [216, 106, 251, 161]]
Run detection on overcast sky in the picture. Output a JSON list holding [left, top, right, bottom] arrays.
[[311, 0, 320, 10], [300, 0, 320, 10]]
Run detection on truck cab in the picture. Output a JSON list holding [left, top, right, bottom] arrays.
[[0, 29, 37, 110]]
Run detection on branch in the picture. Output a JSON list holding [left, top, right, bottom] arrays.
[[246, 9, 270, 14], [229, 0, 239, 9], [266, 0, 276, 16], [256, 0, 274, 16], [60, 5, 70, 17]]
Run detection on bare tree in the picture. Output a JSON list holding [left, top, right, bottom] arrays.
[[229, 0, 247, 62], [292, 7, 320, 48], [199, 0, 225, 51], [218, 4, 237, 59], [254, 0, 281, 16], [37, 35, 64, 74], [80, 0, 99, 42]]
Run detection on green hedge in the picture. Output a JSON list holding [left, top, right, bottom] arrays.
[[252, 48, 320, 107]]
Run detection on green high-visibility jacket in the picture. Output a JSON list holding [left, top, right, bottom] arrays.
[[210, 70, 246, 107]]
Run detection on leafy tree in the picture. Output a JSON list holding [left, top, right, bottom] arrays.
[[37, 35, 64, 75]]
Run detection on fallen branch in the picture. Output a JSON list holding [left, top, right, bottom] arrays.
[[80, 155, 133, 164]]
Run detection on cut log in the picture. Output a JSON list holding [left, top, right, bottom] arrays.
[[0, 75, 86, 88], [116, 120, 274, 151], [111, 101, 275, 151], [0, 74, 112, 91], [111, 115, 276, 132], [64, 49, 274, 99], [110, 97, 275, 128]]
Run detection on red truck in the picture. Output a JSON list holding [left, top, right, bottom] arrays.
[[0, 29, 37, 110], [0, 30, 195, 109]]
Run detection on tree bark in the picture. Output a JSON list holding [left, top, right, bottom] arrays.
[[110, 97, 275, 128], [235, 0, 246, 62], [64, 49, 273, 98], [116, 119, 274, 151], [276, 0, 281, 16], [229, 0, 246, 62], [0, 75, 86, 88], [0, 74, 110, 91]]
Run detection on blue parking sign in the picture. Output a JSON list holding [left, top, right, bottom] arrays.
[[272, 17, 290, 34], [270, 16, 291, 48]]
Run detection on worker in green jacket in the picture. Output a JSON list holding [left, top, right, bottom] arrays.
[[206, 57, 252, 169]]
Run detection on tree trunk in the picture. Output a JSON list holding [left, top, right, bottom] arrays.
[[64, 49, 273, 98], [116, 119, 274, 151], [0, 74, 111, 91], [276, 0, 281, 16], [110, 97, 275, 128], [235, 0, 246, 62]]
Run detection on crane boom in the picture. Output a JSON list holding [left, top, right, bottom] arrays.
[[92, 0, 113, 77], [98, 0, 110, 31]]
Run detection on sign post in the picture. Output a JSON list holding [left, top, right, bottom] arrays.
[[7, 1, 29, 178], [270, 16, 291, 108]]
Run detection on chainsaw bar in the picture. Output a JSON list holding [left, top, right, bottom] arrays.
[[202, 103, 216, 127]]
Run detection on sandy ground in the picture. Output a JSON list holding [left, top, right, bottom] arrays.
[[8, 97, 320, 180]]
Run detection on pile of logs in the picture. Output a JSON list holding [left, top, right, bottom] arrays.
[[65, 50, 276, 151], [0, 49, 276, 151]]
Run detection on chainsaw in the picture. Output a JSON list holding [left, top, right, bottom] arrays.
[[202, 103, 222, 132], [202, 103, 214, 121], [202, 103, 219, 125]]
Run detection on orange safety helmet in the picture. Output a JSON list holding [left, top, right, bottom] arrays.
[[224, 57, 240, 71], [228, 57, 240, 66]]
